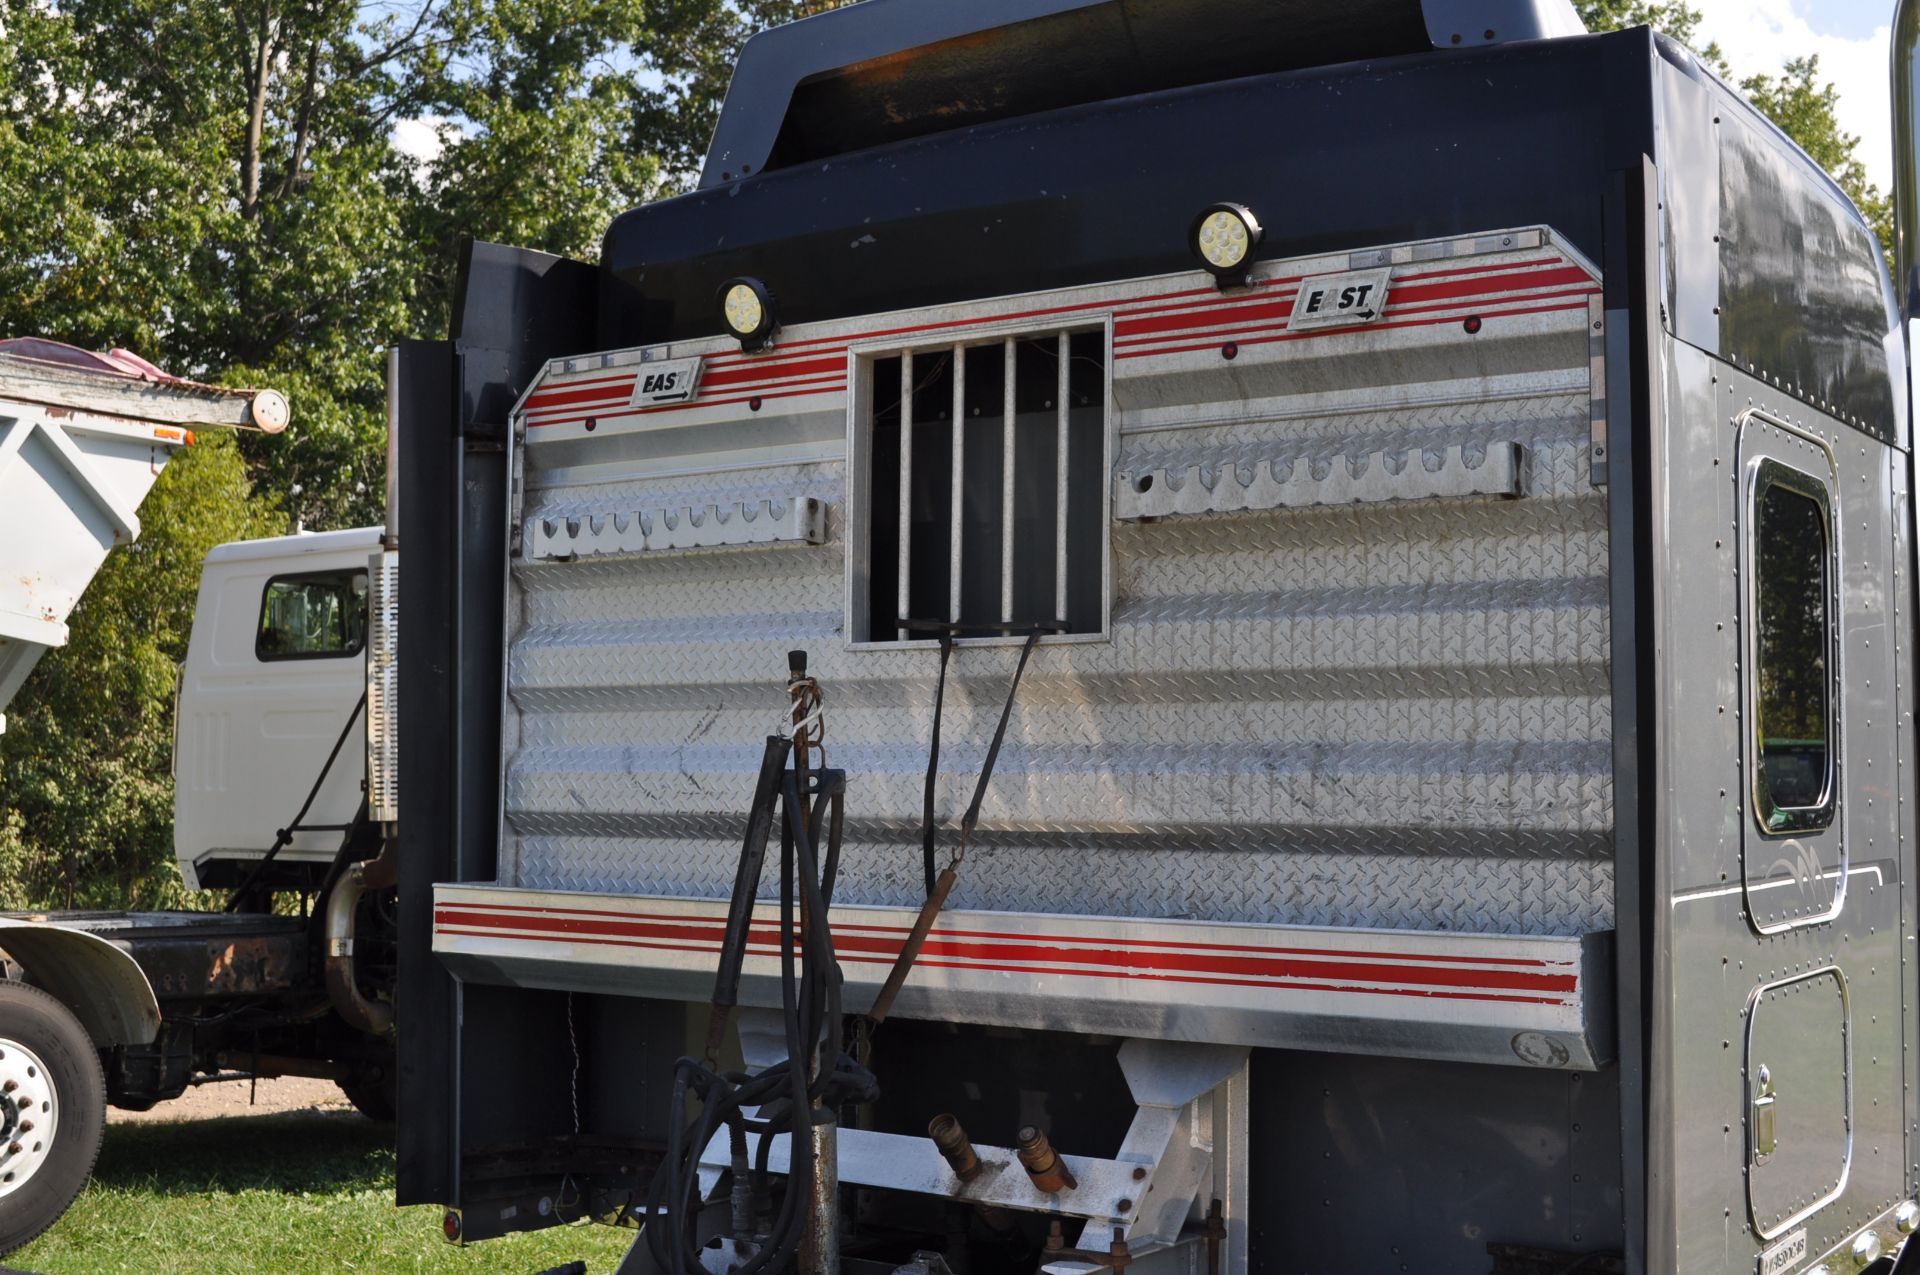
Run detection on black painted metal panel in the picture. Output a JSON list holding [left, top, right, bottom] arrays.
[[396, 242, 596, 1210], [1248, 1050, 1625, 1273], [395, 335, 459, 1207], [604, 38, 1619, 349], [1717, 104, 1900, 442]]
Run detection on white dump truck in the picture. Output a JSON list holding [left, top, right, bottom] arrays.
[[0, 340, 396, 1255]]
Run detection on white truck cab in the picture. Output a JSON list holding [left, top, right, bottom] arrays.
[[173, 526, 382, 890]]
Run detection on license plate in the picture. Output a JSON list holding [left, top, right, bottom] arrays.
[[1288, 267, 1392, 331], [1759, 1228, 1807, 1275]]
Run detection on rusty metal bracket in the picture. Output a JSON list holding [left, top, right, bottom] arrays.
[[1043, 1221, 1133, 1272]]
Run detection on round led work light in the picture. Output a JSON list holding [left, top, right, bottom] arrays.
[[720, 276, 776, 351], [1191, 203, 1263, 288]]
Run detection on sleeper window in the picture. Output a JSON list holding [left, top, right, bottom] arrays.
[[1752, 467, 1835, 831], [257, 570, 368, 661]]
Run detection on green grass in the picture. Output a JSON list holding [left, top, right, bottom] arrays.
[[11, 1113, 635, 1275]]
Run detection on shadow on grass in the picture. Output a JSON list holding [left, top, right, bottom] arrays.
[[90, 1111, 394, 1198]]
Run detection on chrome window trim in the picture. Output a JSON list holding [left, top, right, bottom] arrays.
[[1740, 422, 1841, 837]]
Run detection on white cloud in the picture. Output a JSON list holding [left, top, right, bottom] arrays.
[[391, 115, 454, 169], [1683, 0, 1893, 191]]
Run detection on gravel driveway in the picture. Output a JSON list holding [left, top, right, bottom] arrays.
[[107, 1075, 355, 1123]]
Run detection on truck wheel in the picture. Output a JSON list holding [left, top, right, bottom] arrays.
[[0, 982, 105, 1256], [337, 1067, 396, 1122]]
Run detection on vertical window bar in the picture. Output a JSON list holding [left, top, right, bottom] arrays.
[[949, 342, 967, 625], [896, 351, 913, 640], [1001, 337, 1017, 625], [1054, 331, 1070, 626]]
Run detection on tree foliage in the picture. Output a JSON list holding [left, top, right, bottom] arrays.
[[0, 0, 812, 907]]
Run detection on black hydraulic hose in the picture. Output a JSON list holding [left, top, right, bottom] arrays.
[[920, 634, 953, 894], [643, 742, 871, 1275], [703, 736, 789, 1062], [225, 691, 367, 911], [958, 630, 1040, 847], [867, 630, 1042, 1026]]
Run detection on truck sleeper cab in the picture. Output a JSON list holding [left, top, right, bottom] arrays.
[[394, 2, 1920, 1272]]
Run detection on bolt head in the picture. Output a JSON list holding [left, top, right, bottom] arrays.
[[1117, 1199, 1132, 1213]]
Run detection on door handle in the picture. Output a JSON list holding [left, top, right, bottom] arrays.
[[1753, 1064, 1777, 1165]]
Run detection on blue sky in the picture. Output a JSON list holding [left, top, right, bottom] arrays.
[[1694, 0, 1894, 187], [1791, 0, 1892, 41]]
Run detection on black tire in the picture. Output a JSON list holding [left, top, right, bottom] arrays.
[[0, 982, 105, 1257], [336, 1065, 396, 1123]]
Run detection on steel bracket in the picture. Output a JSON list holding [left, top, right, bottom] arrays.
[[695, 1029, 1249, 1272]]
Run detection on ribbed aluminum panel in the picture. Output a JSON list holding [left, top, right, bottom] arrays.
[[366, 548, 400, 822], [501, 234, 1612, 937]]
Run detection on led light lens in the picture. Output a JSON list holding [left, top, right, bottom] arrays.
[[1190, 203, 1263, 282], [723, 283, 766, 337], [1197, 210, 1251, 270]]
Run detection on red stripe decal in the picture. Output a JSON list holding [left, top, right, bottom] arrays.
[[433, 900, 1569, 969], [699, 354, 846, 391], [433, 927, 1571, 1006], [432, 907, 1577, 1002], [1114, 299, 1592, 360], [527, 376, 847, 429], [522, 252, 1596, 429], [524, 380, 637, 412]]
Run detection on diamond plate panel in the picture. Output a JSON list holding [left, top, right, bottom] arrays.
[[501, 302, 1612, 935]]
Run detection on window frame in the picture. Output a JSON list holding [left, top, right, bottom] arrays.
[[1743, 451, 1842, 838], [254, 568, 370, 663], [843, 314, 1115, 651]]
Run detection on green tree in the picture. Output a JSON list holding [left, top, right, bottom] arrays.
[[1742, 57, 1896, 257], [1574, 0, 1713, 50], [0, 0, 825, 530], [0, 0, 823, 908]]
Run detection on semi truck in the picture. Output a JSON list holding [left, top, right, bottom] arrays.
[[387, 1, 1920, 1274], [0, 341, 398, 1255]]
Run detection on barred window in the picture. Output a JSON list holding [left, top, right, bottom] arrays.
[[851, 328, 1107, 645]]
